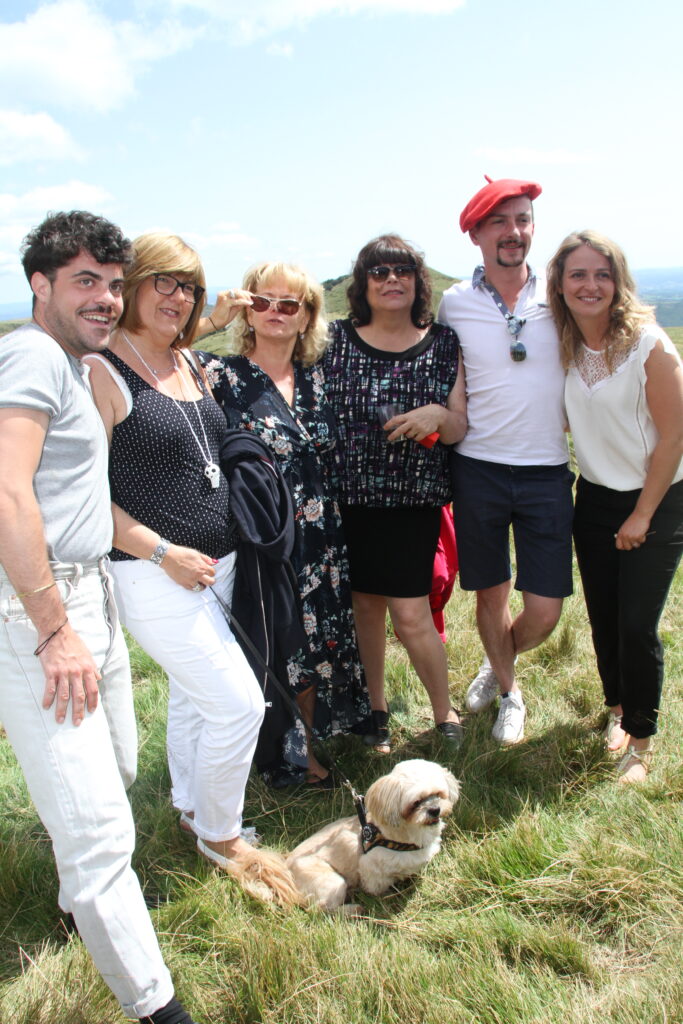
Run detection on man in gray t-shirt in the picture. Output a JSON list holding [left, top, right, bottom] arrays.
[[0, 212, 199, 1024]]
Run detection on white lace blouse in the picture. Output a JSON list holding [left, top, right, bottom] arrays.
[[565, 324, 683, 491]]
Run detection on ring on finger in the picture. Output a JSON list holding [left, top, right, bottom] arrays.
[[192, 583, 204, 592], [228, 289, 235, 299]]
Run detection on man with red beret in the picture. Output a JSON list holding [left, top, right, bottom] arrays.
[[438, 177, 574, 745]]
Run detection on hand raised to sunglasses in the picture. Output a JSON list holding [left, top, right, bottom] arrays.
[[204, 287, 254, 333]]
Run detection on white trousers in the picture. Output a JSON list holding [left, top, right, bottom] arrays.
[[0, 562, 174, 1019], [111, 553, 264, 842]]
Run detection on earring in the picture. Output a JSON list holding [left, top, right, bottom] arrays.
[[178, 330, 185, 341], [248, 325, 255, 335], [298, 331, 305, 342]]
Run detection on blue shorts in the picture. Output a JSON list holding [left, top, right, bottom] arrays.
[[450, 453, 575, 597]]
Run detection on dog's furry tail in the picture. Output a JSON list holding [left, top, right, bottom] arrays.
[[223, 847, 304, 906]]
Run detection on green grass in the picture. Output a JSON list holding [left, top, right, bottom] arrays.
[[666, 326, 683, 356], [0, 319, 29, 338], [1, 314, 682, 1023], [1, 554, 682, 1024]]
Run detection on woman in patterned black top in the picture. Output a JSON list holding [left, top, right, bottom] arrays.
[[323, 234, 467, 751], [85, 233, 270, 878], [198, 262, 369, 789]]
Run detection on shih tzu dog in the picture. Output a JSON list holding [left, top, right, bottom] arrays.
[[286, 759, 460, 912]]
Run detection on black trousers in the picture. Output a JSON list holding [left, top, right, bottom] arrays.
[[573, 476, 683, 739]]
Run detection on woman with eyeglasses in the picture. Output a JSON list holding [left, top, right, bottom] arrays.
[[199, 262, 370, 789], [546, 231, 683, 784], [322, 234, 467, 752], [84, 233, 274, 879]]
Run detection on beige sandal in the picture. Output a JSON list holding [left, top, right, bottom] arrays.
[[617, 742, 653, 785], [604, 711, 629, 751]]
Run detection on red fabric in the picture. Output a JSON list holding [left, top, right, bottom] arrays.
[[430, 505, 458, 641], [459, 176, 542, 233]]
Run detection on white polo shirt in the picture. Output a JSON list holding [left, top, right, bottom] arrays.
[[438, 267, 568, 466]]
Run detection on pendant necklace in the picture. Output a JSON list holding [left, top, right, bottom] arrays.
[[121, 332, 221, 488]]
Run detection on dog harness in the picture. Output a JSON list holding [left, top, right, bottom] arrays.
[[353, 792, 421, 855], [360, 823, 420, 855]]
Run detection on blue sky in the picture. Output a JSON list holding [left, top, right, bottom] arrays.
[[1, 0, 682, 306]]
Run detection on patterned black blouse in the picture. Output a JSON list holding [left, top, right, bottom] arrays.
[[323, 319, 460, 507]]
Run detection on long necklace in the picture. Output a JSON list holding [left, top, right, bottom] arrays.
[[121, 331, 220, 489]]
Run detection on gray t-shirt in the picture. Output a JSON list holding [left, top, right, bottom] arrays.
[[0, 322, 113, 562]]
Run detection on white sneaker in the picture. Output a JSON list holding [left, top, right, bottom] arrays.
[[492, 691, 526, 745], [465, 658, 500, 713]]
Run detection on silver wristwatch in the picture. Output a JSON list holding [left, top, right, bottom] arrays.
[[150, 537, 170, 566]]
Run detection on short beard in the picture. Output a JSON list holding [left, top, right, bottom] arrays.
[[496, 248, 526, 268]]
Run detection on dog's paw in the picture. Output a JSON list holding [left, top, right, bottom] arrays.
[[335, 903, 364, 918]]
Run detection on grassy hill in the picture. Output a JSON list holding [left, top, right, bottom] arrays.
[[192, 267, 460, 358], [0, 319, 29, 338], [321, 267, 459, 320], [1, 557, 682, 1024], [2, 294, 682, 355]]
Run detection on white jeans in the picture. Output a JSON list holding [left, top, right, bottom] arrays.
[[0, 561, 174, 1019], [111, 552, 264, 842]]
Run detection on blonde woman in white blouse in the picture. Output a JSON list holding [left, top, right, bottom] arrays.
[[547, 231, 683, 784]]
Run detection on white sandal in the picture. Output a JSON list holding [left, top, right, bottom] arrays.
[[617, 743, 653, 785]]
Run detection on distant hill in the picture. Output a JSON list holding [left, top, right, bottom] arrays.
[[194, 268, 460, 357], [3, 266, 683, 342], [321, 267, 459, 320]]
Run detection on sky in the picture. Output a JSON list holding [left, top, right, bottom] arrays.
[[1, 0, 682, 308]]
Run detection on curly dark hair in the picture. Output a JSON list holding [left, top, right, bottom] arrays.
[[346, 233, 433, 328], [21, 210, 132, 283]]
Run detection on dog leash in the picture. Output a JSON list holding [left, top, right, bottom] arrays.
[[215, 591, 426, 854], [212, 588, 370, 820]]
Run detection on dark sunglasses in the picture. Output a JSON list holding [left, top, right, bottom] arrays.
[[506, 314, 527, 361], [153, 273, 205, 304], [367, 264, 417, 282], [250, 294, 303, 316]]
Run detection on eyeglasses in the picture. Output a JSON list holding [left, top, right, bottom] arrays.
[[506, 314, 527, 362], [250, 294, 303, 316], [153, 274, 205, 304], [367, 264, 417, 282]]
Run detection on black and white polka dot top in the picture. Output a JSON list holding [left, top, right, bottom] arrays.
[[102, 349, 236, 561]]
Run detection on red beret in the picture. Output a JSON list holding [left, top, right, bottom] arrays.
[[459, 176, 542, 233]]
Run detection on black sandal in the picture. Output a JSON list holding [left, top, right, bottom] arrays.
[[364, 708, 391, 751], [435, 708, 464, 747]]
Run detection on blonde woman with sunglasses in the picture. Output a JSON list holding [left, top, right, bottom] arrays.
[[198, 262, 370, 789]]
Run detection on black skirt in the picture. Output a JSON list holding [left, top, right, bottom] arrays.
[[340, 505, 441, 597]]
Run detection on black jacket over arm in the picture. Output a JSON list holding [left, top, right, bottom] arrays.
[[219, 429, 314, 767]]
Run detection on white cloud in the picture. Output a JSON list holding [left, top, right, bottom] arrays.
[[0, 0, 463, 112], [0, 181, 115, 278], [0, 1, 198, 113], [0, 110, 82, 165], [166, 0, 465, 41], [266, 42, 294, 58], [184, 224, 260, 249], [475, 147, 591, 166]]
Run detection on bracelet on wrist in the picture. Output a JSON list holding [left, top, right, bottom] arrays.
[[13, 581, 57, 599], [150, 537, 171, 566], [34, 619, 68, 657], [208, 315, 221, 332]]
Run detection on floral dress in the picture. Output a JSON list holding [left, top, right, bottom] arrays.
[[200, 353, 370, 779]]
